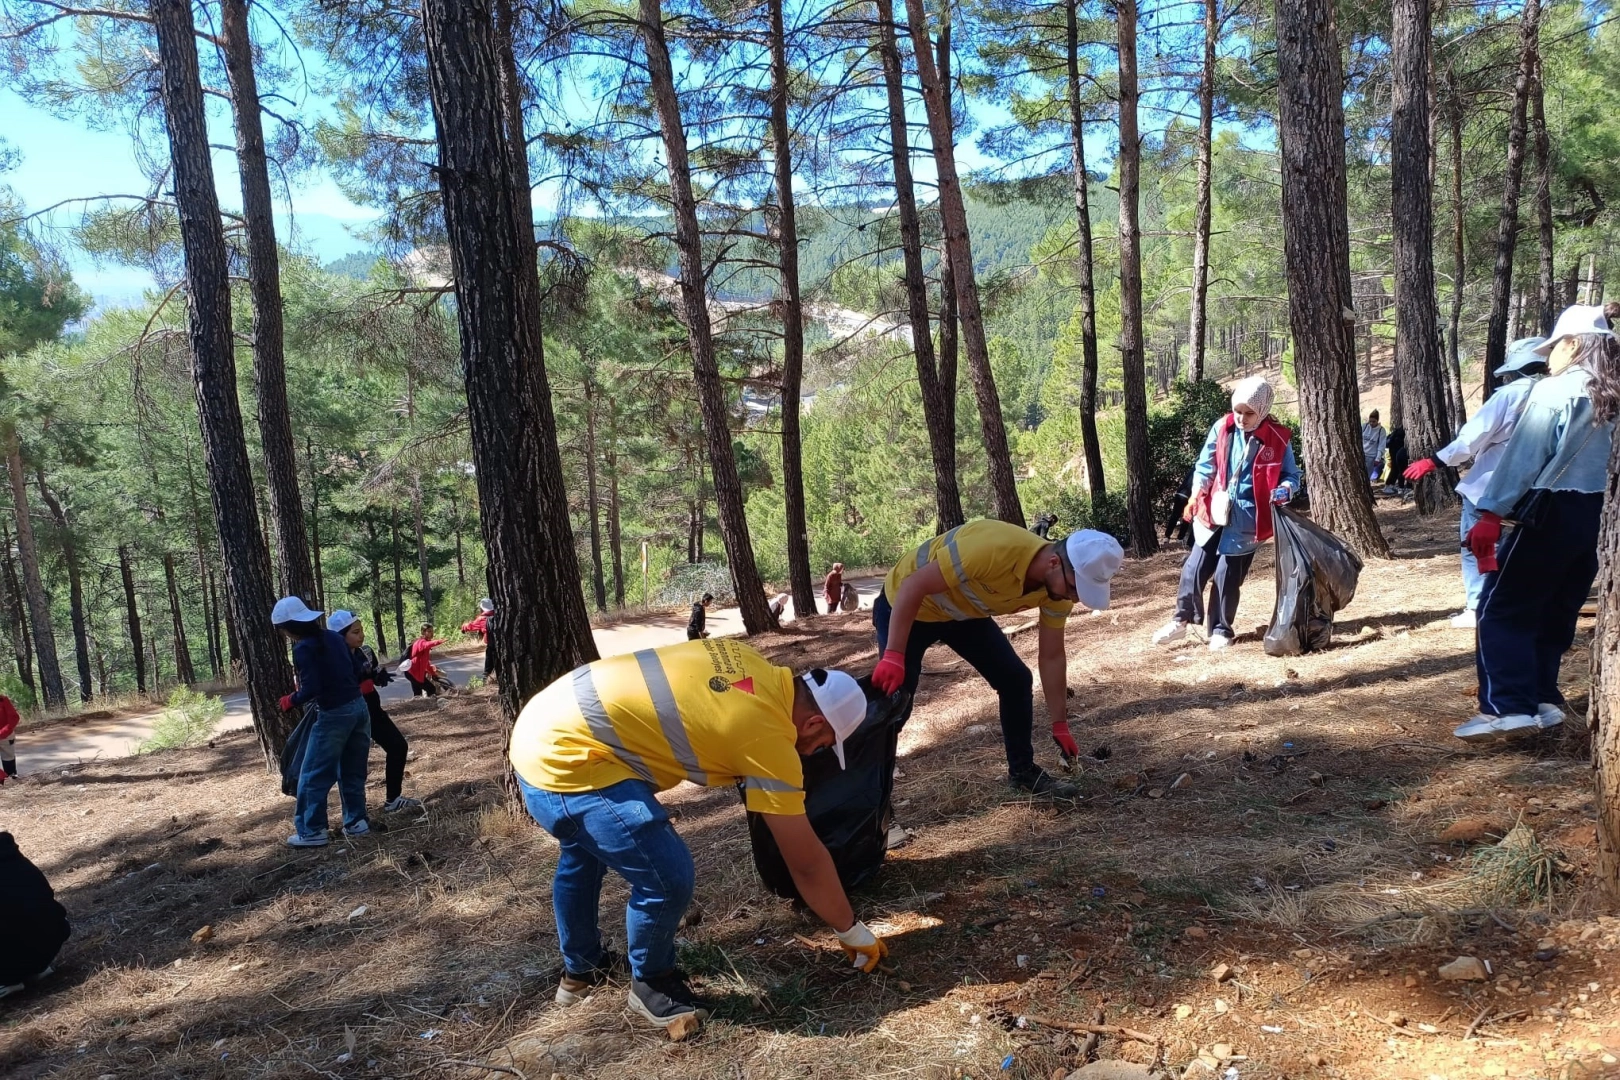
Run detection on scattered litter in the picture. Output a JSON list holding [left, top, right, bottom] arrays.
[[1016, 955, 1029, 968], [1260, 1025, 1283, 1033], [1002, 1053, 1015, 1070], [347, 905, 368, 921], [417, 1030, 442, 1041]]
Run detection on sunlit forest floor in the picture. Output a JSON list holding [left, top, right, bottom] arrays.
[[4, 502, 1617, 1080]]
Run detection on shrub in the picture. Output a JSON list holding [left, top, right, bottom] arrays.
[[1049, 488, 1131, 544], [656, 560, 735, 607], [1, 672, 35, 712], [137, 687, 225, 753]]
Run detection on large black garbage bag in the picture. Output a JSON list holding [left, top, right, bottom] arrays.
[[1264, 505, 1364, 656], [0, 831, 71, 985], [746, 679, 911, 900], [278, 703, 318, 797]]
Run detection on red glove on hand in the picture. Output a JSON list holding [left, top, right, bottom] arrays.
[[871, 649, 907, 695], [1467, 511, 1504, 572], [1404, 456, 1440, 483], [1052, 720, 1080, 767], [278, 693, 295, 712], [359, 679, 375, 696]]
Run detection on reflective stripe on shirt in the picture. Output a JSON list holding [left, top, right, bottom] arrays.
[[572, 666, 655, 784], [633, 649, 707, 785]]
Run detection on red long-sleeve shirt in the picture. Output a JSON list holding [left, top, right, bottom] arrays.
[[403, 638, 446, 681], [0, 695, 19, 741]]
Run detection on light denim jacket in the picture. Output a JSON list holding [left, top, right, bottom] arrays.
[[1476, 366, 1616, 518], [1192, 419, 1303, 556]]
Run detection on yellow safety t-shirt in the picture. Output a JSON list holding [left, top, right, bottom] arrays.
[[883, 518, 1073, 629], [509, 639, 806, 814]]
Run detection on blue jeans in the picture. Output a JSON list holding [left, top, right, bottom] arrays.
[[294, 697, 371, 838], [518, 777, 694, 980], [872, 592, 1036, 778], [1459, 497, 1485, 611]]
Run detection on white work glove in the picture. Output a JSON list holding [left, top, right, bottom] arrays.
[[835, 920, 889, 973]]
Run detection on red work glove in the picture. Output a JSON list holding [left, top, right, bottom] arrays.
[[1052, 720, 1080, 769], [1467, 511, 1504, 572], [278, 693, 295, 712], [1404, 456, 1440, 483], [871, 649, 907, 695], [359, 679, 375, 696]]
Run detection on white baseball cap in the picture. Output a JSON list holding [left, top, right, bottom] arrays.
[[1533, 305, 1615, 355], [327, 610, 358, 633], [271, 596, 323, 625], [479, 597, 494, 612], [801, 668, 867, 769], [1063, 529, 1125, 611]]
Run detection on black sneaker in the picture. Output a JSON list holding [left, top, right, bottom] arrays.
[[627, 971, 711, 1030], [1011, 768, 1079, 800], [554, 949, 626, 1006]]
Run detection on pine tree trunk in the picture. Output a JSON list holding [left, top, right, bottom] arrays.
[[1067, 0, 1106, 504], [875, 0, 962, 531], [1116, 0, 1157, 556], [1591, 432, 1620, 896], [1272, 0, 1391, 556], [422, 0, 600, 719], [33, 472, 93, 701], [608, 443, 626, 608], [1530, 54, 1556, 337], [219, 0, 316, 606], [365, 518, 388, 656], [390, 509, 406, 647], [3, 422, 64, 706], [411, 475, 433, 617], [583, 378, 609, 613], [163, 551, 197, 686], [903, 0, 1024, 525], [1483, 0, 1540, 400], [1391, 0, 1459, 515], [1446, 72, 1468, 428], [450, 488, 465, 585], [636, 0, 775, 632], [0, 521, 30, 695], [118, 543, 147, 694], [152, 0, 293, 756], [305, 436, 325, 608], [1187, 0, 1218, 384], [205, 564, 223, 679], [768, 0, 816, 618]]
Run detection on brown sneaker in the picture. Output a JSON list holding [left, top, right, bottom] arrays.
[[554, 949, 626, 1006]]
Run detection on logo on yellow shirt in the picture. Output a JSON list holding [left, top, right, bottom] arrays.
[[708, 675, 756, 694]]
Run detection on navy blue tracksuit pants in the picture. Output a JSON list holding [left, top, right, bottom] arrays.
[[1476, 491, 1602, 719], [873, 592, 1036, 779]]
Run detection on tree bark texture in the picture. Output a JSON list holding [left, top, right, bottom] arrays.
[[635, 0, 776, 632], [390, 509, 405, 648], [1391, 0, 1458, 515], [608, 441, 626, 607], [219, 0, 317, 607], [1530, 54, 1556, 337], [3, 423, 65, 706], [118, 543, 147, 693], [151, 0, 294, 758], [875, 0, 962, 531], [0, 521, 30, 694], [421, 0, 600, 721], [1115, 0, 1157, 556], [163, 551, 197, 686], [1067, 0, 1106, 505], [305, 436, 325, 608], [1483, 0, 1540, 399], [903, 0, 1024, 526], [34, 472, 93, 701], [365, 518, 388, 655], [583, 379, 609, 613], [411, 475, 433, 615], [1446, 73, 1468, 429], [1272, 0, 1391, 556], [1590, 430, 1620, 896], [768, 0, 816, 619], [1187, 0, 1218, 384]]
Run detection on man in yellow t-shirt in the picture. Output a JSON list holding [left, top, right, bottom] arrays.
[[872, 519, 1124, 798], [510, 638, 886, 1032]]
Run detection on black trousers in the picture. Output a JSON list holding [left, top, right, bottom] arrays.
[[405, 674, 439, 698], [1174, 530, 1255, 639], [364, 690, 408, 803], [872, 592, 1037, 779], [1476, 491, 1602, 718]]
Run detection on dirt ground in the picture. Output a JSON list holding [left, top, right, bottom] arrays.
[[3, 501, 1618, 1080]]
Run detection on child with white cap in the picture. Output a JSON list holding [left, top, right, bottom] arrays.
[[509, 638, 883, 1031], [870, 519, 1125, 796], [328, 610, 421, 814], [1455, 305, 1620, 742], [271, 596, 372, 847], [1154, 375, 1302, 650]]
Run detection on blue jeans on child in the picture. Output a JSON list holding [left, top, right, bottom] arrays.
[[1459, 497, 1485, 611], [294, 696, 371, 839], [518, 776, 694, 980]]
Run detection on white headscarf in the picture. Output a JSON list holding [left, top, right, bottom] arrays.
[[1230, 376, 1274, 432]]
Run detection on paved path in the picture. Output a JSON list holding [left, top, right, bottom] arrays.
[[17, 580, 882, 774]]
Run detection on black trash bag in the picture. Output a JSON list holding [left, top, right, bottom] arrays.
[[0, 831, 71, 986], [1264, 505, 1364, 656], [278, 702, 318, 797], [745, 679, 912, 901]]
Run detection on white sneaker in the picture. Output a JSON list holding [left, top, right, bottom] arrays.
[[1536, 703, 1567, 730], [1450, 610, 1477, 629], [382, 796, 423, 813], [1453, 713, 1540, 743], [287, 831, 330, 848], [1208, 633, 1232, 651], [886, 823, 911, 850], [342, 820, 372, 838], [1152, 620, 1189, 645]]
